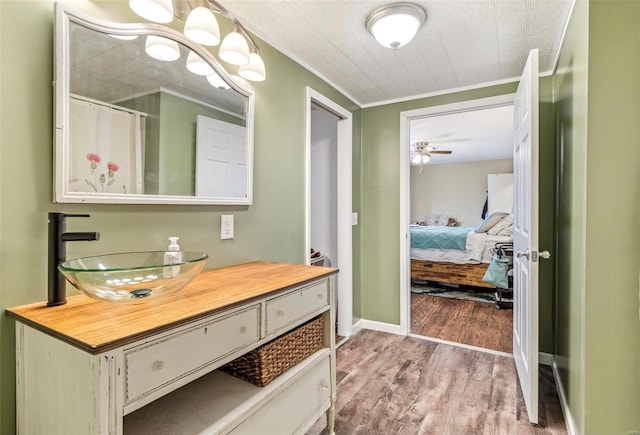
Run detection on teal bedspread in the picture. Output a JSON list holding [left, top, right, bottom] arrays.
[[410, 226, 473, 251]]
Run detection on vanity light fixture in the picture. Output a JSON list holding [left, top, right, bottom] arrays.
[[109, 34, 140, 41], [186, 51, 215, 75], [129, 0, 174, 24], [206, 72, 231, 90], [130, 0, 266, 80], [238, 49, 266, 81], [365, 2, 427, 49], [218, 26, 250, 65], [145, 35, 180, 61], [183, 5, 220, 46]]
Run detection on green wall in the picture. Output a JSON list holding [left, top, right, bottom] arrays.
[[0, 1, 361, 433], [555, 1, 640, 433], [360, 81, 557, 353]]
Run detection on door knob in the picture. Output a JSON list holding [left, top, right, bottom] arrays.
[[539, 251, 551, 259], [516, 250, 530, 260]]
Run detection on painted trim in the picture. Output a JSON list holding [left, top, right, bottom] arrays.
[[408, 333, 514, 358], [362, 75, 547, 109], [351, 319, 364, 334], [304, 87, 354, 337], [552, 361, 577, 435], [398, 93, 516, 335], [538, 352, 554, 367], [551, 0, 577, 75], [360, 320, 405, 336]]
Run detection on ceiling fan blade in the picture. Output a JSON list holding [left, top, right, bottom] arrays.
[[429, 150, 452, 154], [427, 137, 471, 143]]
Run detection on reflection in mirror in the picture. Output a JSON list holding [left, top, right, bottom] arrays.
[[55, 6, 254, 204]]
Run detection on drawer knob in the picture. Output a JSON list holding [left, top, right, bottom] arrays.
[[239, 326, 247, 334], [320, 380, 329, 390], [276, 310, 284, 317], [152, 361, 164, 371], [317, 293, 324, 299]]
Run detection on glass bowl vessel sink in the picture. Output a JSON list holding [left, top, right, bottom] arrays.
[[59, 251, 208, 303]]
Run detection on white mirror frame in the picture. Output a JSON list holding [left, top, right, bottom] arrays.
[[54, 4, 255, 205]]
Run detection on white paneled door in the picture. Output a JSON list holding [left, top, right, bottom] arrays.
[[513, 48, 540, 424], [195, 115, 247, 198]]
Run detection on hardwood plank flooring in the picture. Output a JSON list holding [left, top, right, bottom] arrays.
[[307, 330, 566, 435], [411, 293, 513, 353]]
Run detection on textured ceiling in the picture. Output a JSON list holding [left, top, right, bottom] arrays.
[[218, 0, 574, 107], [410, 104, 514, 165]]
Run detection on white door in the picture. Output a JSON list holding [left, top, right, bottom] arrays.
[[513, 48, 540, 424], [195, 115, 247, 198]]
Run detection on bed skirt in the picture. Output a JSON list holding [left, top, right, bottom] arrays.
[[410, 259, 494, 289]]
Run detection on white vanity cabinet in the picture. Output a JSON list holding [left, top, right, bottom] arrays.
[[8, 261, 337, 435]]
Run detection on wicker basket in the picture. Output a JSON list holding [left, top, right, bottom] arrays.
[[221, 315, 324, 387]]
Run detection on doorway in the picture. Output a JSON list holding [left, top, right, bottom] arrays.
[[305, 87, 353, 339], [399, 94, 516, 355]]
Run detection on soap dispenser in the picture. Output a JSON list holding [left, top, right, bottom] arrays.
[[163, 236, 182, 278]]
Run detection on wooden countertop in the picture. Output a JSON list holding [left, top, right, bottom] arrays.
[[6, 261, 337, 354]]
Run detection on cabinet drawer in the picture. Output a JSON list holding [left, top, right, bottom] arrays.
[[125, 305, 260, 403], [265, 280, 329, 336], [229, 355, 331, 435]]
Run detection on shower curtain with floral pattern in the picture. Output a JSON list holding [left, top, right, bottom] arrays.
[[69, 97, 144, 194]]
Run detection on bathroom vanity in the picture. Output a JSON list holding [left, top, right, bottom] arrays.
[[7, 261, 337, 434]]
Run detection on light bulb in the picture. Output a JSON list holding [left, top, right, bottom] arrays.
[[238, 52, 266, 81], [219, 30, 250, 66], [145, 35, 180, 61], [129, 0, 173, 23], [186, 51, 214, 76], [184, 6, 220, 46]]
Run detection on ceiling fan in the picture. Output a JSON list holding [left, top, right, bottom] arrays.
[[410, 141, 452, 171]]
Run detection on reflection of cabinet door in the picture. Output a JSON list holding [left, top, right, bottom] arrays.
[[195, 115, 247, 198]]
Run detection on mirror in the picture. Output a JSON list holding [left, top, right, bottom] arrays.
[[54, 5, 254, 204]]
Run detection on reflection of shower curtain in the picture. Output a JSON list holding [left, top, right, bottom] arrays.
[[69, 98, 144, 194]]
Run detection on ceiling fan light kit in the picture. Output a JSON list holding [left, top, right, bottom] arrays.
[[410, 141, 452, 171], [365, 2, 427, 49], [129, 0, 266, 81]]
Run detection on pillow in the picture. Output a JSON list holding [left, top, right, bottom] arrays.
[[475, 212, 508, 233], [424, 214, 449, 226], [487, 214, 513, 235]]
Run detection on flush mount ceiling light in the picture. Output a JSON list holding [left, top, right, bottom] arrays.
[[130, 0, 266, 80], [365, 2, 427, 49]]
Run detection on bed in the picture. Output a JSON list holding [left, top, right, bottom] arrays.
[[410, 214, 513, 288]]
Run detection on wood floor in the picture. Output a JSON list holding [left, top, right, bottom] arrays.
[[308, 330, 566, 435], [411, 293, 513, 353]]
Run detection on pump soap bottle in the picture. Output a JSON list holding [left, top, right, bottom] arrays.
[[163, 237, 182, 278]]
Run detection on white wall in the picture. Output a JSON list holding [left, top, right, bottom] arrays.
[[310, 107, 338, 267], [410, 159, 513, 227]]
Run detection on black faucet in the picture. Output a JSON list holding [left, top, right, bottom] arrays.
[[48, 212, 100, 307]]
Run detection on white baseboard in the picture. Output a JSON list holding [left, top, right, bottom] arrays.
[[539, 352, 554, 366], [359, 319, 405, 335], [351, 319, 364, 334], [552, 361, 577, 435]]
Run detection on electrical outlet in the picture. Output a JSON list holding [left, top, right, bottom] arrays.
[[220, 215, 234, 240]]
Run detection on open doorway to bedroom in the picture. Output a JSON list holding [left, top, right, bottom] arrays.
[[400, 95, 516, 354]]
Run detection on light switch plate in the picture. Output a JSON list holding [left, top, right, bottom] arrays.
[[221, 215, 234, 240], [351, 212, 358, 225]]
